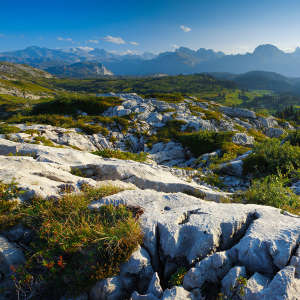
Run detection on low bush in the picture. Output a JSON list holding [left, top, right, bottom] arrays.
[[177, 131, 234, 157], [285, 130, 300, 146], [247, 128, 268, 143], [237, 174, 300, 215], [6, 114, 110, 135], [243, 139, 300, 176], [168, 267, 188, 287], [0, 124, 20, 134], [93, 149, 148, 163], [189, 105, 222, 121], [0, 181, 22, 230], [144, 93, 184, 103], [5, 185, 142, 298], [31, 95, 122, 115]]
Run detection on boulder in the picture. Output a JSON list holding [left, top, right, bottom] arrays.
[[265, 127, 286, 138], [243, 272, 270, 299], [221, 107, 256, 119], [161, 286, 194, 300], [221, 266, 247, 299], [120, 246, 154, 293], [256, 266, 300, 300], [90, 276, 124, 300], [147, 273, 163, 298], [218, 160, 243, 177], [0, 235, 25, 274], [232, 133, 254, 147], [0, 139, 227, 201]]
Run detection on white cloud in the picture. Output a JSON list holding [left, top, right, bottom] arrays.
[[77, 46, 94, 51], [121, 49, 136, 55], [180, 25, 191, 32], [57, 37, 74, 43], [87, 39, 99, 44], [130, 41, 139, 46], [172, 44, 179, 50], [104, 35, 125, 44]]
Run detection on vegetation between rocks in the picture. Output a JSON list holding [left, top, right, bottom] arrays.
[[237, 174, 300, 215], [0, 183, 143, 299], [92, 149, 148, 162], [243, 139, 300, 176]]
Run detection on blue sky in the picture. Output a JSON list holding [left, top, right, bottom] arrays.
[[1, 0, 300, 54]]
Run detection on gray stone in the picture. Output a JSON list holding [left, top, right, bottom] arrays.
[[256, 266, 300, 300], [0, 235, 25, 274], [147, 272, 163, 298], [184, 251, 234, 290], [221, 266, 247, 299], [243, 272, 270, 300], [162, 286, 194, 300], [218, 160, 243, 177], [221, 107, 256, 119], [257, 116, 278, 129], [232, 133, 254, 147], [130, 291, 159, 300], [290, 255, 300, 278], [120, 246, 154, 293], [265, 127, 286, 138], [90, 276, 124, 300]]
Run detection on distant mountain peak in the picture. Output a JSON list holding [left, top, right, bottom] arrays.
[[253, 44, 284, 56]]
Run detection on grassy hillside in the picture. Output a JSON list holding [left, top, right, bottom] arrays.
[[49, 74, 298, 115], [0, 63, 299, 123]]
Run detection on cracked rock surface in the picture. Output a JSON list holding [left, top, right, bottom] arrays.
[[90, 189, 300, 299]]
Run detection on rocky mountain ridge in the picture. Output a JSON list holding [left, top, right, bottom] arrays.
[[3, 44, 300, 76]]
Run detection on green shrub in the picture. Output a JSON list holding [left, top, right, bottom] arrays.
[[0, 181, 22, 230], [0, 124, 20, 134], [177, 131, 234, 157], [9, 185, 142, 298], [168, 267, 188, 287], [201, 173, 225, 189], [93, 149, 148, 163], [189, 105, 222, 121], [247, 128, 268, 143], [237, 174, 300, 215], [33, 136, 56, 147], [31, 95, 122, 115], [6, 114, 110, 135], [144, 93, 184, 103], [286, 130, 300, 146], [243, 139, 300, 176]]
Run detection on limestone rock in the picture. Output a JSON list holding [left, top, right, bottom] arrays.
[[0, 235, 25, 274], [218, 160, 243, 177], [130, 291, 159, 300], [256, 266, 300, 300], [221, 107, 256, 119], [161, 286, 194, 300], [120, 246, 154, 293], [221, 266, 247, 299], [243, 272, 270, 299], [147, 272, 163, 298], [265, 127, 286, 138], [0, 139, 227, 201], [90, 276, 124, 300], [232, 133, 254, 147]]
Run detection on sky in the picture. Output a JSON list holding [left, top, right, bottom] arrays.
[[1, 0, 300, 54]]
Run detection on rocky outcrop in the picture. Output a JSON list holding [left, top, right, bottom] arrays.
[[89, 188, 300, 299], [0, 139, 228, 202]]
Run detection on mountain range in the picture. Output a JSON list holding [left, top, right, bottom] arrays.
[[2, 44, 300, 77]]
